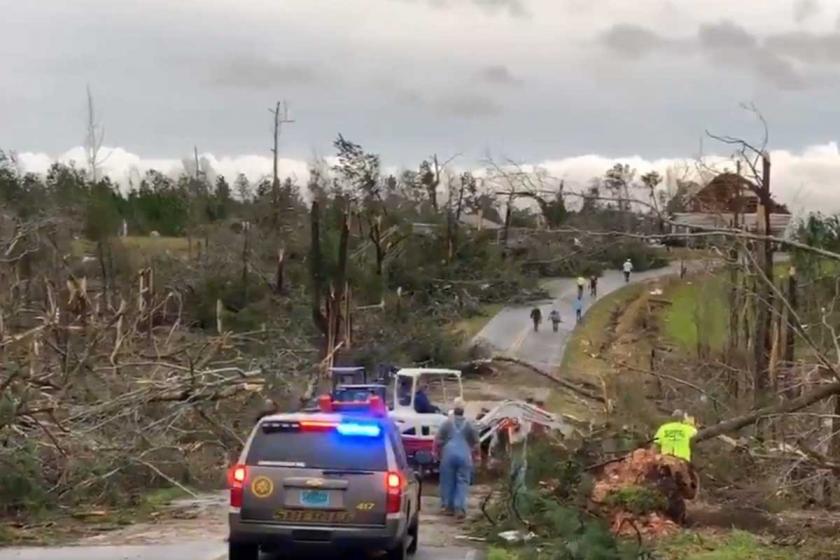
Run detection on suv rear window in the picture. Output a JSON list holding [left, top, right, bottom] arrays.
[[246, 429, 389, 471]]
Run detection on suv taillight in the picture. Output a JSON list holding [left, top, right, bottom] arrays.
[[229, 464, 248, 508], [386, 471, 403, 514]]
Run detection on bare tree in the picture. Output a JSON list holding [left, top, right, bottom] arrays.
[[707, 104, 775, 408], [84, 85, 109, 183], [269, 100, 294, 226]]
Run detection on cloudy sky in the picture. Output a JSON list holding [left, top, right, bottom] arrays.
[[3, 0, 840, 210]]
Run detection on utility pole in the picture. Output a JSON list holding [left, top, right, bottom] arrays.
[[754, 153, 774, 411], [269, 100, 295, 226], [193, 146, 201, 182], [85, 85, 107, 184]]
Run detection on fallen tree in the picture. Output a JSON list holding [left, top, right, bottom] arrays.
[[0, 219, 315, 513]]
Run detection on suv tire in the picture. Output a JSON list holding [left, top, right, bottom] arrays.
[[229, 542, 259, 560], [407, 514, 419, 555], [387, 536, 408, 560]]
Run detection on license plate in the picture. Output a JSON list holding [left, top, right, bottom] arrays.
[[300, 490, 330, 507], [275, 509, 354, 523]]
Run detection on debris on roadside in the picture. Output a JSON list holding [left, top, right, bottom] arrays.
[[497, 529, 535, 543], [590, 448, 699, 538]]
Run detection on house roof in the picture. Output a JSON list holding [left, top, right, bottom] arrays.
[[459, 213, 503, 230], [689, 172, 790, 214], [671, 212, 792, 234]]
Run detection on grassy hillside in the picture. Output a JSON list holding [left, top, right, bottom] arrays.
[[662, 275, 729, 354]]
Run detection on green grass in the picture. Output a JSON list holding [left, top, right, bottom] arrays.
[[547, 283, 647, 420], [0, 524, 14, 545], [72, 236, 192, 258], [140, 486, 191, 509], [657, 531, 794, 560], [560, 283, 646, 376], [119, 236, 192, 255], [487, 548, 520, 560], [0, 486, 194, 546], [663, 275, 729, 354]]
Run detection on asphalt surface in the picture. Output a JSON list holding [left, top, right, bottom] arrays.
[[474, 264, 683, 370], [0, 544, 480, 560]]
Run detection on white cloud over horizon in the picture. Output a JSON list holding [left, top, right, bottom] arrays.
[[6, 1, 840, 168], [12, 142, 840, 215]]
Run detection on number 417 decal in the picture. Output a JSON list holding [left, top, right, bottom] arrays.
[[356, 502, 375, 511]]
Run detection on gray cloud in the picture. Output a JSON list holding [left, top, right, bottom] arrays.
[[752, 48, 807, 89], [766, 31, 840, 65], [393, 88, 425, 106], [472, 0, 528, 17], [793, 0, 821, 23], [698, 21, 804, 89], [599, 24, 669, 58], [395, 0, 528, 17], [478, 65, 523, 86], [8, 0, 840, 181], [390, 88, 503, 118], [434, 94, 503, 117], [698, 20, 757, 50], [208, 56, 319, 89], [601, 20, 806, 90]]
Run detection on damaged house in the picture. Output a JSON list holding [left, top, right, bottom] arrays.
[[669, 172, 792, 242]]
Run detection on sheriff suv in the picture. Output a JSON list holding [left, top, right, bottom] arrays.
[[227, 395, 422, 560]]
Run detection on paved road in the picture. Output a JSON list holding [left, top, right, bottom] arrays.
[[0, 544, 479, 560], [474, 264, 683, 371]]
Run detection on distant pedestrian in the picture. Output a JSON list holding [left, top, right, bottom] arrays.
[[530, 307, 542, 332], [574, 297, 583, 323], [680, 260, 687, 280], [576, 275, 586, 298], [548, 308, 562, 332], [623, 259, 634, 283], [589, 275, 598, 297]]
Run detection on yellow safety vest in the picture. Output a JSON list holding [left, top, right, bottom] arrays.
[[654, 421, 698, 462]]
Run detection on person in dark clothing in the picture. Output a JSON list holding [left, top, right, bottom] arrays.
[[530, 307, 542, 332], [589, 275, 598, 297], [414, 383, 440, 414], [548, 309, 562, 332]]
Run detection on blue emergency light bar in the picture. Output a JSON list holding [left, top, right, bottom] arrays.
[[336, 422, 382, 437]]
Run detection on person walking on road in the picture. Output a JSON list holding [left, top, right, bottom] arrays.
[[549, 308, 562, 332], [576, 275, 586, 298], [436, 397, 479, 519], [589, 275, 598, 297], [573, 296, 583, 323], [623, 259, 634, 283], [530, 307, 542, 332]]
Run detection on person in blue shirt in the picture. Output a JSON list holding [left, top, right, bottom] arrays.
[[414, 383, 440, 414], [436, 397, 478, 519], [574, 296, 583, 323]]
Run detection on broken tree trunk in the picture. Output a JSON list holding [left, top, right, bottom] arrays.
[[753, 155, 775, 410], [487, 356, 605, 403], [784, 267, 798, 396], [275, 248, 285, 295], [696, 378, 840, 443], [309, 201, 327, 335]]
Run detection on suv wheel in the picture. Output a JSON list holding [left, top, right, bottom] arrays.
[[387, 536, 408, 560], [407, 515, 419, 555], [229, 542, 259, 560]]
